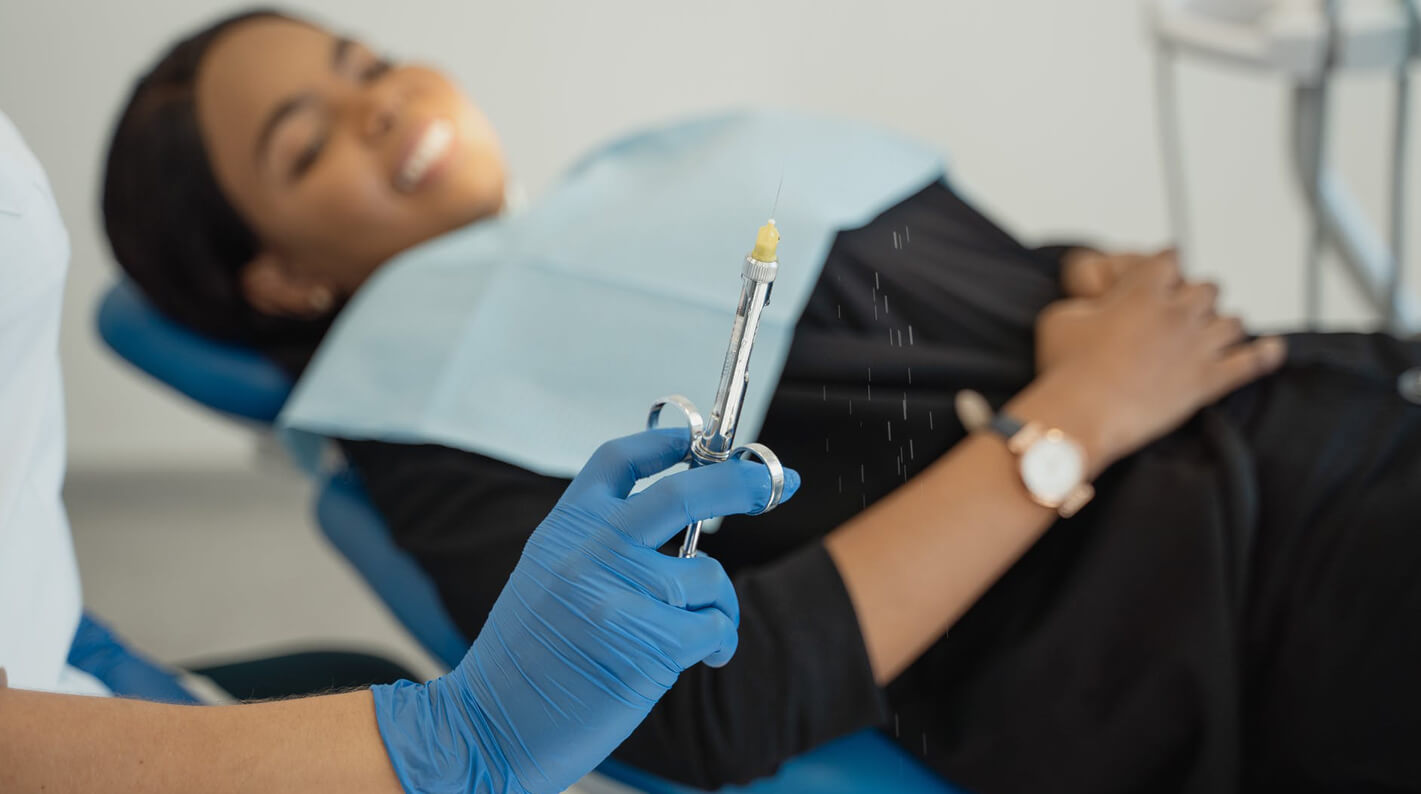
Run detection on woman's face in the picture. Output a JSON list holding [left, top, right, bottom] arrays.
[[195, 17, 505, 306]]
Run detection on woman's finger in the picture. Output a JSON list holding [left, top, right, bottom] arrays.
[[1122, 250, 1182, 295], [1202, 315, 1246, 352], [1064, 251, 1157, 299], [1176, 281, 1221, 323], [1062, 251, 1114, 298], [1204, 336, 1287, 399]]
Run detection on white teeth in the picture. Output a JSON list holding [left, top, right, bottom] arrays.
[[397, 120, 453, 190]]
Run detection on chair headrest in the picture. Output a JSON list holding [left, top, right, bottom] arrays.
[[95, 280, 294, 424]]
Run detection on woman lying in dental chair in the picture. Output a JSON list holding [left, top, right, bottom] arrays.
[[102, 9, 1421, 793]]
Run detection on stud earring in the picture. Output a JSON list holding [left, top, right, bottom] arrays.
[[308, 287, 334, 314]]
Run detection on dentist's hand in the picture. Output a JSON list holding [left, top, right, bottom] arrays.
[[372, 428, 799, 794]]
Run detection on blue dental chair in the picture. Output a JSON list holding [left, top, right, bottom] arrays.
[[96, 279, 962, 794], [97, 280, 468, 669]]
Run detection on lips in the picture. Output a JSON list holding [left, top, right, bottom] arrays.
[[395, 118, 454, 192]]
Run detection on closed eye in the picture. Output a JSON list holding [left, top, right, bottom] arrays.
[[361, 58, 393, 82], [291, 128, 328, 181], [286, 43, 392, 181], [290, 58, 392, 180]]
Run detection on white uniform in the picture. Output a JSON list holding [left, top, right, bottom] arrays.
[[0, 110, 107, 696]]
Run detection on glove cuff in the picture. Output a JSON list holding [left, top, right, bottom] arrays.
[[371, 676, 526, 794]]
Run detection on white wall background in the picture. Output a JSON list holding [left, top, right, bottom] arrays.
[[1, 0, 1414, 472]]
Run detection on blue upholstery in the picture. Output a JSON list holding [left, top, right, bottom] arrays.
[[598, 732, 963, 794], [316, 468, 471, 670], [93, 279, 963, 794], [96, 280, 291, 423], [95, 280, 474, 671], [68, 613, 202, 704]]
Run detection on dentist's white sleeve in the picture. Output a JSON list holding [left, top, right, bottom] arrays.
[[0, 109, 106, 696]]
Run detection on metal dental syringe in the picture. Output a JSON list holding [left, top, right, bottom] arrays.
[[648, 219, 787, 558]]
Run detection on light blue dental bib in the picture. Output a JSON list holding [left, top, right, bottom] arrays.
[[279, 110, 945, 477]]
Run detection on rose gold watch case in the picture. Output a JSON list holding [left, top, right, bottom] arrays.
[[1006, 423, 1095, 518]]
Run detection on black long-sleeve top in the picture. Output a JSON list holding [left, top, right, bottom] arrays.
[[339, 181, 1074, 787], [226, 132, 1421, 790], [322, 175, 1421, 792]]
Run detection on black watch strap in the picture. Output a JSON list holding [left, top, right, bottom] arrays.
[[956, 390, 1026, 439], [988, 410, 1025, 440]]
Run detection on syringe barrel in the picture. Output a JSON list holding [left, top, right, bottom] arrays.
[[692, 255, 777, 464]]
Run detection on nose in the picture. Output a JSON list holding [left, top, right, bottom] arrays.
[[354, 78, 402, 143]]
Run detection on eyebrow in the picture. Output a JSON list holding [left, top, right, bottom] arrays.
[[253, 37, 354, 164], [332, 36, 353, 69]]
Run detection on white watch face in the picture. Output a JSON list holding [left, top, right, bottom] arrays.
[[1019, 434, 1085, 506]]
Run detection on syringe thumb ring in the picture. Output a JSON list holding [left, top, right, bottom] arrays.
[[729, 443, 786, 515], [644, 397, 785, 514], [645, 396, 784, 559], [646, 395, 706, 446], [674, 444, 783, 559]]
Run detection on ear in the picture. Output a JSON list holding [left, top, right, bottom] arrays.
[[239, 251, 336, 319]]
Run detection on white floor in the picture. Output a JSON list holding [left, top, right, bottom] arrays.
[[63, 458, 638, 793]]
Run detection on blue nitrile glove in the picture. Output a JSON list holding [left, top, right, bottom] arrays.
[[371, 428, 800, 794]]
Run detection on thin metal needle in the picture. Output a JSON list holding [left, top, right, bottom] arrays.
[[770, 170, 785, 220]]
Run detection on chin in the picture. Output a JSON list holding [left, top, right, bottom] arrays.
[[456, 178, 507, 221], [425, 198, 495, 238]]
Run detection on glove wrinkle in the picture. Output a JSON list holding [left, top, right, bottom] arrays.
[[372, 430, 789, 793]]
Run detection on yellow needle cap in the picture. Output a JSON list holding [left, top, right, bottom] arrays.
[[751, 219, 779, 262]]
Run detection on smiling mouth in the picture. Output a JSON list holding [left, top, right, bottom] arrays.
[[395, 119, 454, 192]]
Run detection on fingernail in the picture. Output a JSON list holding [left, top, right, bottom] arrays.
[[1259, 336, 1287, 368]]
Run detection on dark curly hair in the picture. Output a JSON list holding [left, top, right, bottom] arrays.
[[102, 8, 330, 374]]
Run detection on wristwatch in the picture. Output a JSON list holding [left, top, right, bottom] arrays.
[[955, 390, 1095, 518]]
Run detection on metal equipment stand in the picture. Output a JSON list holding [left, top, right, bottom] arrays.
[[1152, 0, 1419, 332]]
